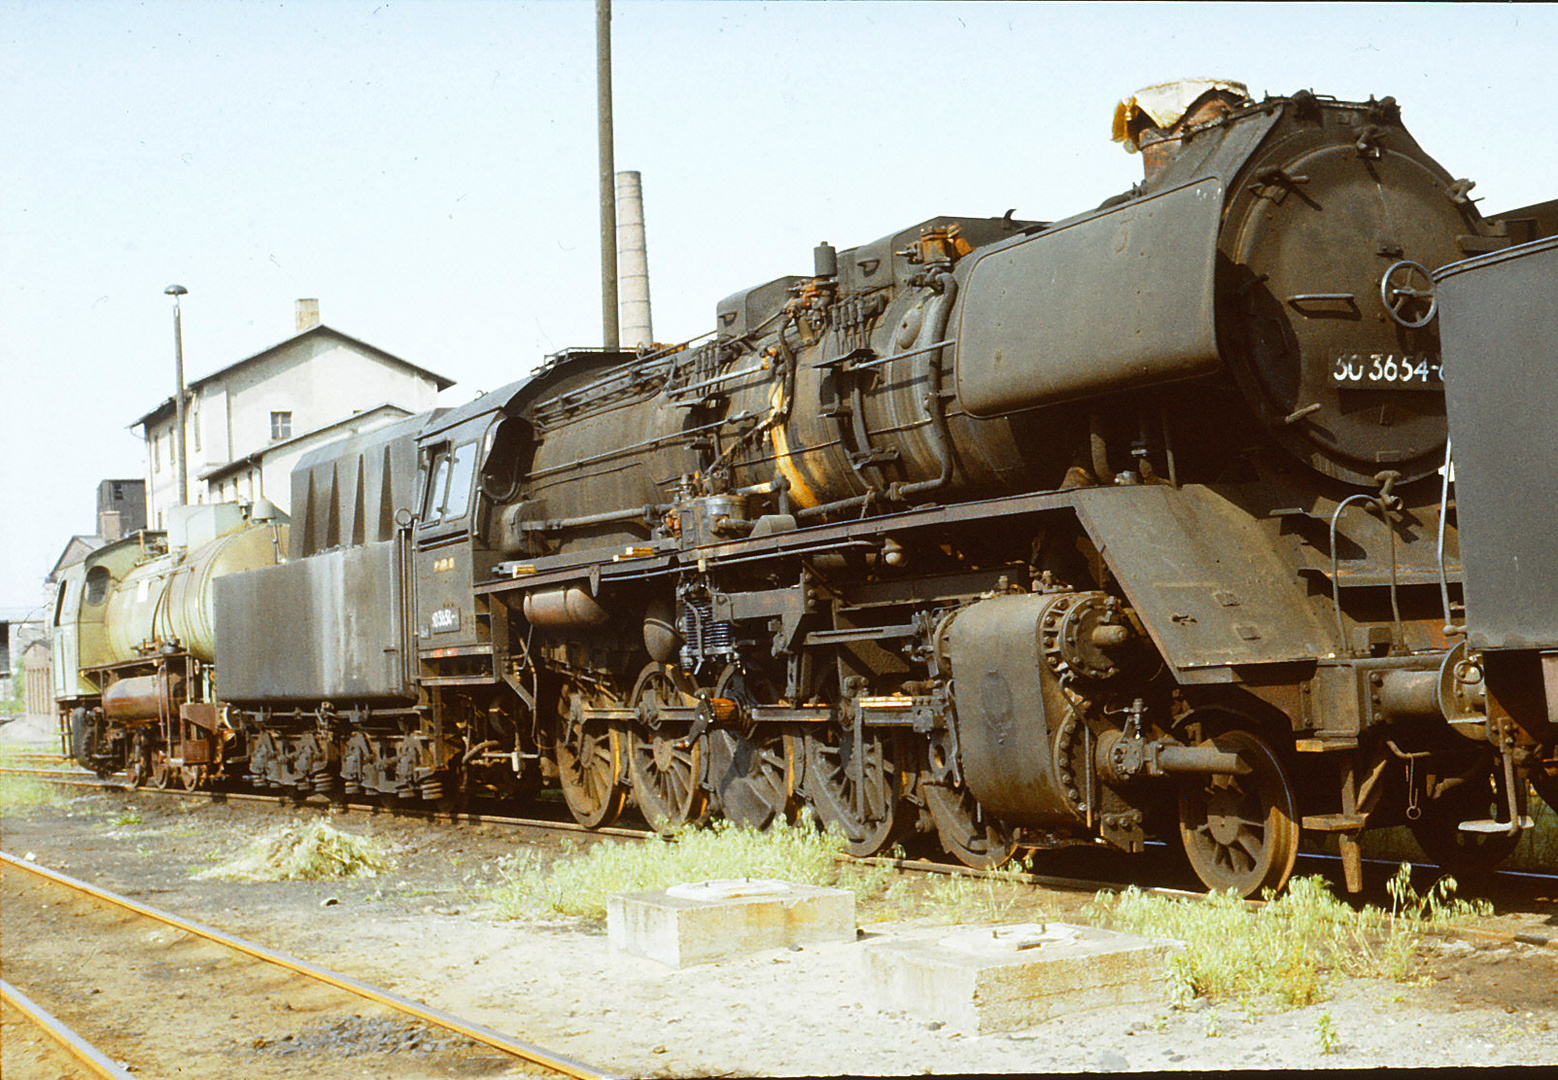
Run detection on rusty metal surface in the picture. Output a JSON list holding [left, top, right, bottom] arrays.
[[1437, 237, 1558, 650], [944, 593, 1078, 824], [1069, 484, 1333, 675]]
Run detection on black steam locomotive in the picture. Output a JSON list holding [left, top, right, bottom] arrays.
[[58, 89, 1558, 897]]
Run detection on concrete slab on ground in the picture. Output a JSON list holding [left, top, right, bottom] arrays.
[[863, 921, 1184, 1034], [608, 878, 856, 968]]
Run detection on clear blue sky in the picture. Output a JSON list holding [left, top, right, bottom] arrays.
[[3, 0, 1552, 616]]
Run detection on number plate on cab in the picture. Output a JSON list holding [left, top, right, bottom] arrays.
[[430, 606, 461, 633], [1330, 353, 1442, 390]]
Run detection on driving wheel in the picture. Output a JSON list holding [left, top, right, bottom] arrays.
[[921, 780, 1019, 870], [803, 723, 911, 856], [554, 700, 628, 829], [627, 662, 708, 833]]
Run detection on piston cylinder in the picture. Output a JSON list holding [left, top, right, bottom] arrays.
[[102, 672, 183, 723]]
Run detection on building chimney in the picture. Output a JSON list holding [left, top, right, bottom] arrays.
[[295, 298, 321, 331], [615, 171, 653, 350]]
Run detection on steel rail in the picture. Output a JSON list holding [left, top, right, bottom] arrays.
[[14, 766, 1553, 949], [0, 767, 657, 840], [1, 851, 620, 1080], [1, 978, 137, 1080]]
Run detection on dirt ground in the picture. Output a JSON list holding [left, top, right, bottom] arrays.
[[5, 711, 1558, 1077]]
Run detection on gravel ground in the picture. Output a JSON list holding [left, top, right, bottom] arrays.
[[5, 711, 1558, 1076]]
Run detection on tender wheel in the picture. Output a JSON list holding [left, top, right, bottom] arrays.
[[1177, 729, 1299, 897], [1410, 766, 1522, 876], [627, 663, 708, 833], [180, 764, 207, 790], [803, 724, 911, 856], [554, 703, 628, 830], [921, 781, 1018, 870]]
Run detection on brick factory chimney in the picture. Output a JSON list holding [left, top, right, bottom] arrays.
[[295, 298, 321, 331], [615, 170, 653, 350]]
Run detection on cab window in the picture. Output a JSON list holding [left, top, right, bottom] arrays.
[[422, 442, 477, 526]]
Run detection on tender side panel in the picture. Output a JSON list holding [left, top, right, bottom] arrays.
[[1437, 238, 1558, 651], [215, 539, 413, 704]]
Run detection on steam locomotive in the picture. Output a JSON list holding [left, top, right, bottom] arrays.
[[55, 88, 1558, 897]]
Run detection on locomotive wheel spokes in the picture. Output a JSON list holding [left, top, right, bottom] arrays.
[[704, 666, 794, 830], [1177, 729, 1299, 897], [554, 708, 628, 830], [125, 734, 152, 788], [1409, 766, 1522, 876], [803, 724, 910, 857], [920, 781, 1019, 870], [627, 663, 708, 833], [179, 764, 207, 790], [150, 748, 176, 789]]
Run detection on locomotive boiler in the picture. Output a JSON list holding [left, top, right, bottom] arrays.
[[54, 501, 287, 785], [83, 84, 1553, 898]]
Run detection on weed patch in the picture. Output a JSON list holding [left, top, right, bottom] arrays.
[[1091, 866, 1490, 1010], [0, 774, 67, 813], [195, 819, 391, 882], [489, 815, 899, 921]]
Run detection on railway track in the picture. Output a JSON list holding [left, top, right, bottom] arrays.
[[0, 850, 617, 1080], [7, 762, 1556, 951], [2, 978, 136, 1080]]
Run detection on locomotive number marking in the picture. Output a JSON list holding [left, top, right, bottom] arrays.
[[1329, 353, 1442, 390], [430, 606, 461, 633]]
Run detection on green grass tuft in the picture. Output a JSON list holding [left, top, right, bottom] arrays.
[[0, 774, 68, 813], [488, 814, 893, 921], [487, 814, 1051, 925], [195, 818, 391, 882], [1091, 866, 1489, 1010]]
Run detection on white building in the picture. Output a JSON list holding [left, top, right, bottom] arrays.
[[134, 301, 453, 527]]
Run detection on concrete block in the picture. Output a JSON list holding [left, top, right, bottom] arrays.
[[863, 922, 1184, 1034], [608, 878, 856, 968]]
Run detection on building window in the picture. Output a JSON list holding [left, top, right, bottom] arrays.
[[112, 481, 124, 502], [270, 411, 292, 440], [152, 431, 161, 471]]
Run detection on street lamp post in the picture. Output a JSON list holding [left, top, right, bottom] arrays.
[[165, 284, 189, 508]]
